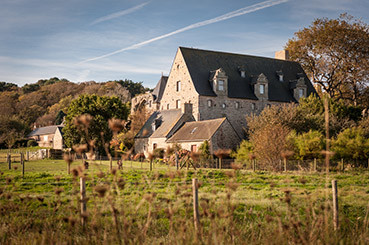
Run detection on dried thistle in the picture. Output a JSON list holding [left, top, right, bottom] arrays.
[[97, 171, 105, 178], [6, 177, 12, 185], [231, 163, 242, 170], [111, 167, 117, 175], [13, 166, 18, 170], [108, 118, 126, 133], [94, 185, 108, 198], [72, 144, 88, 155], [54, 175, 61, 182], [73, 114, 93, 128], [214, 149, 231, 159], [63, 154, 73, 164], [147, 152, 155, 161], [54, 187, 64, 196], [249, 153, 256, 160], [71, 168, 79, 178], [281, 150, 294, 159]]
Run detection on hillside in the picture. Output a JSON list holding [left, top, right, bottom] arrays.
[[0, 77, 150, 148]]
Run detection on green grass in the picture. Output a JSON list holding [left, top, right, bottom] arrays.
[[1, 159, 369, 244]]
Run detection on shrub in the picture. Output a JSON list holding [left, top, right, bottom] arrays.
[[332, 127, 369, 161], [153, 148, 165, 159], [291, 130, 325, 160], [27, 139, 38, 147]]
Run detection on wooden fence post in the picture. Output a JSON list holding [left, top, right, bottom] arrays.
[[150, 160, 152, 171], [219, 158, 222, 169], [340, 159, 344, 172], [284, 158, 287, 172], [332, 179, 339, 230], [80, 177, 87, 226], [26, 151, 29, 161], [192, 178, 199, 231], [7, 153, 11, 170], [21, 153, 25, 178], [313, 158, 317, 172], [109, 156, 112, 171], [175, 152, 179, 170]]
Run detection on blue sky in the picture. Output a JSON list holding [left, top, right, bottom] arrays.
[[1, 0, 368, 88]]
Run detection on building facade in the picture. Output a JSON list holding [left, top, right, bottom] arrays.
[[134, 47, 316, 155]]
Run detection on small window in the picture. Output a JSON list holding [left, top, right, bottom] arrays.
[[218, 80, 224, 91], [207, 100, 212, 108], [191, 145, 197, 152], [221, 103, 226, 109], [235, 102, 240, 109], [260, 84, 265, 94], [251, 103, 256, 110], [176, 99, 181, 109], [299, 88, 304, 98], [240, 71, 246, 78], [279, 75, 284, 82], [149, 100, 152, 108], [167, 104, 169, 110], [153, 143, 157, 150], [176, 81, 181, 92]]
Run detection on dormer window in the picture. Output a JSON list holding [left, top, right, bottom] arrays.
[[276, 71, 283, 82], [218, 80, 224, 91], [240, 70, 246, 78], [260, 84, 265, 94], [299, 88, 304, 98], [209, 68, 228, 96], [279, 75, 284, 82]]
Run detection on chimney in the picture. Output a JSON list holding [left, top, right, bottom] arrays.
[[182, 102, 193, 115], [275, 50, 289, 60]]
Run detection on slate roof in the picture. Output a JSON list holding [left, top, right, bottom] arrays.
[[167, 118, 226, 143], [135, 109, 183, 139], [179, 47, 316, 102], [28, 125, 63, 137], [152, 75, 168, 103]]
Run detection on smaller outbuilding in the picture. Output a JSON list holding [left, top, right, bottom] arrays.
[[166, 117, 240, 153], [28, 125, 64, 149]]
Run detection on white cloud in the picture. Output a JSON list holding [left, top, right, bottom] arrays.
[[80, 0, 290, 63], [91, 1, 151, 25]]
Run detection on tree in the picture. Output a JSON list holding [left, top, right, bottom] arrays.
[[332, 127, 369, 162], [199, 140, 211, 162], [63, 94, 129, 155], [286, 14, 369, 107], [290, 130, 325, 160], [115, 79, 150, 97], [232, 140, 254, 163], [0, 116, 28, 149]]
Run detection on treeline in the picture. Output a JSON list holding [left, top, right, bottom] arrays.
[[0, 77, 150, 148]]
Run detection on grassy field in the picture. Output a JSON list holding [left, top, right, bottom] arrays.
[[1, 159, 369, 244]]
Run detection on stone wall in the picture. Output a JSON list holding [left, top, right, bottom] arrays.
[[134, 138, 149, 156], [53, 129, 63, 150], [159, 49, 200, 120], [198, 95, 285, 138], [211, 119, 241, 152]]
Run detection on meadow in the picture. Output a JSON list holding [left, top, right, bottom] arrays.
[[1, 158, 369, 244]]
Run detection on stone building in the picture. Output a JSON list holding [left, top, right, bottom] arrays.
[[134, 47, 316, 155], [130, 75, 168, 115], [28, 125, 64, 149]]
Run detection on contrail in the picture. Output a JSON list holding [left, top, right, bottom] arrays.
[[91, 1, 150, 25], [81, 0, 289, 63]]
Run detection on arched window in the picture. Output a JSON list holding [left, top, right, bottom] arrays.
[[207, 100, 212, 108]]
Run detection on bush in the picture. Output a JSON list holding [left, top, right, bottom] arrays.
[[232, 140, 254, 163], [153, 148, 165, 159], [27, 139, 38, 147], [291, 130, 325, 160], [332, 127, 369, 161]]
